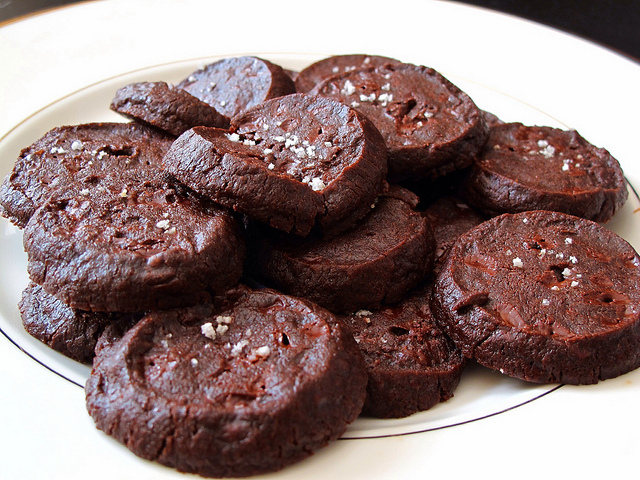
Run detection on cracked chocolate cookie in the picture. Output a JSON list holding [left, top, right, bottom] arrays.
[[0, 122, 174, 228], [462, 122, 627, 222], [310, 62, 488, 182], [162, 93, 388, 237], [430, 210, 640, 384], [85, 285, 367, 478], [24, 172, 245, 312]]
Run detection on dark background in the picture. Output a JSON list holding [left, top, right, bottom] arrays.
[[1, 0, 638, 62]]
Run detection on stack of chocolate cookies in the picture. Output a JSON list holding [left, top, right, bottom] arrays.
[[2, 53, 639, 478]]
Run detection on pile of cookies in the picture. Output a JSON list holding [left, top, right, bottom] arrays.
[[2, 54, 640, 478]]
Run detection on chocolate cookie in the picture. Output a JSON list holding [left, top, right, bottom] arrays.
[[421, 196, 487, 267], [177, 56, 296, 118], [339, 287, 466, 418], [85, 285, 367, 478], [310, 62, 489, 181], [110, 81, 230, 136], [247, 187, 434, 313], [430, 210, 640, 385], [462, 123, 628, 222], [294, 54, 401, 93], [163, 93, 388, 237], [19, 282, 140, 363], [24, 172, 245, 312], [0, 122, 174, 228]]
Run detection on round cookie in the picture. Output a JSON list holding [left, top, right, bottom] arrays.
[[310, 62, 489, 182], [85, 285, 367, 478], [462, 122, 628, 222], [247, 187, 434, 313], [24, 172, 245, 312], [162, 93, 388, 237], [19, 282, 140, 363], [176, 56, 296, 118], [110, 81, 230, 136], [430, 210, 640, 385], [339, 287, 466, 418], [294, 54, 401, 93], [0, 122, 175, 228]]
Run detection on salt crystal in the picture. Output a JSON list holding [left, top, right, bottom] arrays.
[[341, 80, 356, 96], [201, 322, 216, 340], [540, 144, 556, 158], [231, 340, 249, 357], [310, 177, 326, 191], [156, 219, 170, 230], [254, 346, 271, 358], [306, 146, 316, 158], [359, 93, 376, 102]]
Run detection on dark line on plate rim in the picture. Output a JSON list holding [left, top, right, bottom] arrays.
[[0, 56, 638, 440], [0, 326, 84, 388], [340, 383, 564, 440]]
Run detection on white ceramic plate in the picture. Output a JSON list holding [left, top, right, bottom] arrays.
[[2, 1, 640, 479]]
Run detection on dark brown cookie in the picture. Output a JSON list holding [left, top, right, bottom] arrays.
[[421, 196, 487, 267], [85, 285, 367, 478], [310, 62, 489, 182], [0, 122, 175, 228], [294, 54, 401, 93], [110, 81, 230, 136], [177, 56, 296, 118], [162, 93, 388, 237], [338, 287, 466, 418], [24, 172, 245, 312], [462, 123, 628, 222], [430, 210, 640, 385], [247, 188, 434, 313], [19, 282, 140, 363]]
